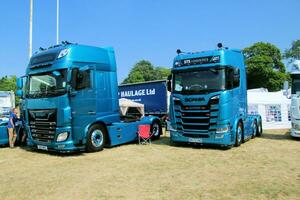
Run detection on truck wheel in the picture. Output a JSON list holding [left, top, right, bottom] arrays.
[[235, 122, 243, 147], [252, 121, 257, 139], [151, 121, 162, 140], [256, 121, 263, 137], [86, 124, 107, 152]]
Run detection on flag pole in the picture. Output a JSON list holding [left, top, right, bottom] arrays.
[[56, 0, 59, 44], [29, 0, 33, 58]]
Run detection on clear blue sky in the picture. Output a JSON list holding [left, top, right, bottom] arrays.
[[0, 0, 299, 83]]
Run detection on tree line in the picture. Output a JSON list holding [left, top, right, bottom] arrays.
[[0, 40, 299, 92]]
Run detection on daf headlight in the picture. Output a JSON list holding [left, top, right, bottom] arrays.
[[57, 132, 68, 142], [57, 49, 70, 59], [173, 97, 180, 101]]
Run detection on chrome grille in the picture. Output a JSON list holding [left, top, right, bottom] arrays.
[[174, 98, 219, 136], [28, 109, 57, 143]]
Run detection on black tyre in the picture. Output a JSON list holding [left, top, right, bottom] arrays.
[[221, 145, 233, 150], [86, 124, 107, 152], [151, 121, 162, 140], [235, 122, 243, 147], [256, 121, 263, 137], [252, 120, 257, 139]]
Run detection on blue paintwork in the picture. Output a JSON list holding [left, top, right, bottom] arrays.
[[20, 44, 159, 152], [169, 48, 262, 147], [119, 80, 168, 115], [0, 120, 8, 145]]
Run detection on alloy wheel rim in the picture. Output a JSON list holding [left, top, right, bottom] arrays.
[[152, 123, 159, 136], [253, 123, 257, 137], [238, 126, 242, 143], [91, 130, 103, 147]]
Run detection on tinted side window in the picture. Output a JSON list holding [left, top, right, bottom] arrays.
[[226, 67, 240, 89], [226, 68, 234, 89], [76, 70, 91, 90], [233, 68, 240, 88]]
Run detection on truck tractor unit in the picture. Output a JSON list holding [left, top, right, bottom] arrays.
[[167, 44, 262, 148], [16, 43, 162, 152], [0, 91, 15, 145], [290, 71, 300, 137]]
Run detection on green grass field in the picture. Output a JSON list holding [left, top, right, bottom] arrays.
[[0, 129, 299, 200]]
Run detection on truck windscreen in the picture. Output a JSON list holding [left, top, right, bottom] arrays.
[[0, 96, 12, 108], [173, 68, 225, 94], [27, 69, 67, 98], [292, 78, 300, 94]]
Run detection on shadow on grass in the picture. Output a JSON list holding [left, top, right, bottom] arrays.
[[260, 131, 300, 141], [152, 136, 232, 151], [19, 145, 86, 157]]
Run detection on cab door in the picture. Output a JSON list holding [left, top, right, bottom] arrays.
[[69, 67, 96, 144]]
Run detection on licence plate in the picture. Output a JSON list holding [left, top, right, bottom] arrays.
[[188, 138, 203, 143], [37, 145, 48, 151]]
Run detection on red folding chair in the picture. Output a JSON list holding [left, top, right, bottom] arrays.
[[138, 124, 152, 144]]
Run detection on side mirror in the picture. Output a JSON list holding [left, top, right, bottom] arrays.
[[283, 81, 289, 98], [16, 78, 23, 89], [167, 75, 172, 92], [16, 89, 23, 97], [283, 81, 289, 91]]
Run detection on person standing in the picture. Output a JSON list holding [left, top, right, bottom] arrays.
[[7, 108, 18, 148]]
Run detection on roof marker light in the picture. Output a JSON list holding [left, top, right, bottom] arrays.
[[57, 48, 70, 59]]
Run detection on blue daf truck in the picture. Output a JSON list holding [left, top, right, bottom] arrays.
[[167, 44, 262, 148], [16, 43, 162, 152]]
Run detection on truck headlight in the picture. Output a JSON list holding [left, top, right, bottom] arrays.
[[57, 49, 70, 59], [173, 97, 180, 101], [57, 132, 68, 142], [216, 126, 230, 134], [210, 95, 220, 104], [292, 123, 300, 130]]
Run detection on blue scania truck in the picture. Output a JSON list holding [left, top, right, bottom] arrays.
[[16, 43, 162, 152], [167, 45, 262, 148]]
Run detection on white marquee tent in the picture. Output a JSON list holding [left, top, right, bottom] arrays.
[[119, 98, 145, 116], [248, 89, 291, 129]]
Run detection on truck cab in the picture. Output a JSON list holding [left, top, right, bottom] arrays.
[[0, 91, 16, 145], [17, 43, 161, 152], [167, 46, 262, 148], [290, 71, 300, 137]]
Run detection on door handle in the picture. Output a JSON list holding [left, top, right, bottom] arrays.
[[88, 111, 96, 115]]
